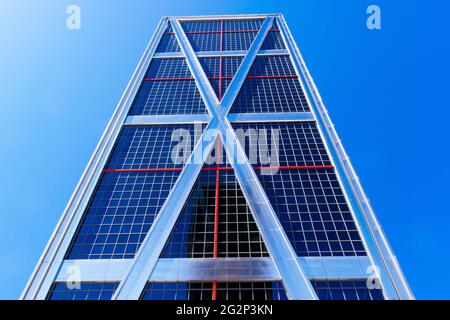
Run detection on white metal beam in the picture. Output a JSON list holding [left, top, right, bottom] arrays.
[[56, 256, 373, 283]]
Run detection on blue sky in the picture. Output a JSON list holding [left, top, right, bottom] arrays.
[[0, 0, 449, 299]]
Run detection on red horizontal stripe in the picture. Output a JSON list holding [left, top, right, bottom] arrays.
[[103, 168, 184, 173], [164, 29, 279, 35], [201, 166, 233, 171], [255, 165, 335, 170], [102, 165, 334, 173], [143, 75, 298, 82]]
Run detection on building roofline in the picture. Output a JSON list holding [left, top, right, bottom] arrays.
[[166, 13, 283, 21]]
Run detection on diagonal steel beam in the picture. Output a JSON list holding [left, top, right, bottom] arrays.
[[114, 15, 318, 300]]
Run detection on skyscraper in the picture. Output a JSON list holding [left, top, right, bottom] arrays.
[[22, 14, 413, 300]]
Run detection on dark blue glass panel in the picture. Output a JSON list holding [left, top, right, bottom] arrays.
[[199, 56, 243, 78], [270, 19, 280, 31], [232, 122, 332, 167], [141, 282, 209, 300], [182, 20, 221, 32], [230, 78, 309, 113], [107, 125, 203, 170], [258, 169, 366, 257], [156, 32, 180, 53], [145, 58, 191, 79], [66, 171, 180, 259], [130, 79, 207, 115], [217, 282, 287, 300], [199, 56, 243, 97], [223, 19, 263, 31], [223, 32, 256, 51], [260, 31, 285, 50], [199, 57, 221, 77], [248, 55, 296, 76], [47, 283, 118, 300], [187, 33, 221, 52], [312, 280, 385, 300], [141, 282, 287, 300], [161, 167, 267, 258]]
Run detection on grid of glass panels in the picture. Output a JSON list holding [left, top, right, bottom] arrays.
[[145, 58, 192, 79], [187, 31, 258, 52], [257, 169, 366, 257], [261, 31, 286, 50], [46, 283, 118, 300], [199, 56, 243, 98], [161, 168, 268, 258], [230, 53, 308, 113], [311, 280, 385, 300], [233, 122, 332, 167], [130, 53, 208, 115], [130, 79, 207, 115], [223, 32, 257, 51], [223, 19, 263, 31], [199, 56, 243, 78], [270, 19, 279, 31], [181, 20, 222, 32], [66, 171, 180, 259], [66, 122, 207, 259], [230, 77, 309, 113], [248, 55, 296, 76], [106, 125, 203, 170], [157, 23, 180, 53], [156, 34, 180, 53], [141, 282, 287, 300], [186, 33, 221, 52]]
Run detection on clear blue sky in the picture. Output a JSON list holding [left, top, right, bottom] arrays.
[[0, 0, 449, 299]]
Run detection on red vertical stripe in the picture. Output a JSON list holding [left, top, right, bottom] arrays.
[[212, 135, 221, 301], [212, 280, 218, 300], [212, 20, 224, 301]]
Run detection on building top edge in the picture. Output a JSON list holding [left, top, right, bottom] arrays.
[[165, 13, 283, 21]]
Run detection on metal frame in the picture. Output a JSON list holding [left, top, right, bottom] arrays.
[[112, 16, 316, 300], [22, 13, 413, 300], [56, 256, 373, 283]]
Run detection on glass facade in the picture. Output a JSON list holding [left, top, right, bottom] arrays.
[[47, 283, 119, 300], [141, 282, 287, 300], [23, 14, 412, 301]]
